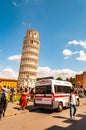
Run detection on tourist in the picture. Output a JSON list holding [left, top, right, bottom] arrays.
[[2, 86, 9, 100], [25, 87, 30, 103], [69, 88, 77, 120], [19, 88, 28, 110], [0, 86, 7, 120], [10, 87, 16, 102]]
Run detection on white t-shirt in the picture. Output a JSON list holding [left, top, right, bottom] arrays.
[[69, 93, 76, 105], [3, 88, 9, 97]]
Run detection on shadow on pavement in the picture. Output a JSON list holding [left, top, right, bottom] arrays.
[[46, 114, 86, 130], [12, 102, 38, 112], [26, 105, 54, 114], [25, 104, 70, 114], [26, 104, 38, 111], [13, 106, 20, 110]]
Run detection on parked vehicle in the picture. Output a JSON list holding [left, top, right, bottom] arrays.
[[34, 78, 80, 112]]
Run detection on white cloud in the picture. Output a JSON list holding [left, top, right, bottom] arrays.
[[63, 49, 72, 56], [12, 0, 21, 7], [13, 1, 18, 7], [68, 40, 86, 49], [64, 57, 69, 59], [72, 51, 78, 55], [37, 67, 79, 79], [63, 49, 78, 59], [76, 50, 86, 62], [0, 67, 18, 79], [68, 40, 79, 45], [63, 40, 86, 61], [8, 54, 21, 61], [37, 67, 51, 77], [0, 66, 82, 80], [13, 0, 41, 7]]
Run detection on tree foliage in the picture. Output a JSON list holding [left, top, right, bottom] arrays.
[[66, 77, 76, 87], [56, 77, 62, 80]]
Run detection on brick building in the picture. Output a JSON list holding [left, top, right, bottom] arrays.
[[76, 71, 86, 88]]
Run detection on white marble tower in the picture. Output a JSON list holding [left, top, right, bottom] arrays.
[[18, 29, 40, 88]]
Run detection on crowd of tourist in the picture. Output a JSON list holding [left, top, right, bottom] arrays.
[[0, 85, 35, 120], [0, 84, 86, 121], [74, 87, 86, 97]]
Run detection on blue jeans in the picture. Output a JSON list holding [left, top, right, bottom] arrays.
[[70, 104, 77, 118]]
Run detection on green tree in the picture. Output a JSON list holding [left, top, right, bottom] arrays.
[[56, 77, 62, 80], [66, 77, 76, 87], [36, 78, 41, 81]]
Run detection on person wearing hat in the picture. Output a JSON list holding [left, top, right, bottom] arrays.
[[0, 86, 7, 120]]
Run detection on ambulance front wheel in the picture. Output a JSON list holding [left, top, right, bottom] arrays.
[[58, 103, 63, 112]]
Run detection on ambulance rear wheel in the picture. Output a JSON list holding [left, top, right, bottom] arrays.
[[58, 103, 63, 112]]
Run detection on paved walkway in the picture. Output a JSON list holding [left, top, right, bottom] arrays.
[[5, 101, 37, 117], [5, 97, 86, 117]]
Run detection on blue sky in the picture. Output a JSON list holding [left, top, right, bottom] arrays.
[[0, 0, 86, 79]]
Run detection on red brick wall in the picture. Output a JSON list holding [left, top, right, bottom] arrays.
[[76, 71, 86, 88]]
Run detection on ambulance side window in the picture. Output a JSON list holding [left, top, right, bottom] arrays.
[[46, 85, 51, 94], [54, 85, 64, 93], [54, 85, 57, 93], [64, 86, 71, 93]]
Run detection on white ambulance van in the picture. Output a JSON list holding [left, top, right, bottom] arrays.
[[34, 78, 80, 112]]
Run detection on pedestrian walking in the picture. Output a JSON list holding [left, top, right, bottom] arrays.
[[2, 86, 9, 100], [2, 86, 8, 108], [10, 87, 16, 102], [25, 87, 30, 103], [0, 86, 7, 120], [69, 88, 77, 120], [19, 88, 28, 110]]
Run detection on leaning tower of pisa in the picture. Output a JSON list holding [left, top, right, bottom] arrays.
[[18, 29, 40, 88]]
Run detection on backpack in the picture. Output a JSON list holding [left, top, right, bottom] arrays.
[[0, 93, 4, 113], [0, 93, 5, 104], [0, 93, 2, 104], [0, 92, 7, 113]]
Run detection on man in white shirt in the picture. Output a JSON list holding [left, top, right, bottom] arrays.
[[2, 86, 9, 100], [69, 88, 77, 120]]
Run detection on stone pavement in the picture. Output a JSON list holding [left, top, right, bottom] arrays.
[[5, 98, 86, 117], [5, 101, 37, 117]]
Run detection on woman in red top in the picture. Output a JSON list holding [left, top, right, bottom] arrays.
[[19, 89, 28, 110]]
